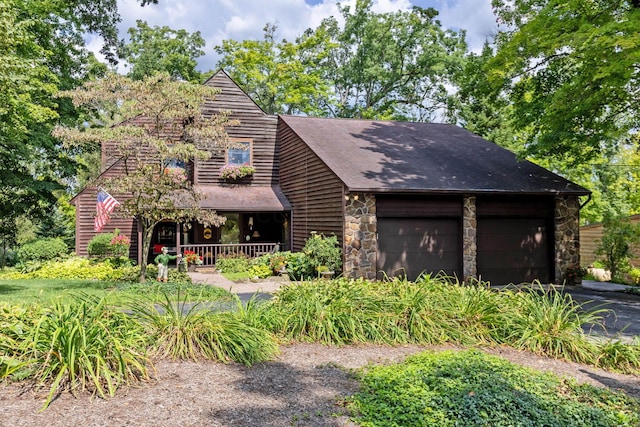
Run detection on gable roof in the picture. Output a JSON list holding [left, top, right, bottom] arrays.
[[279, 115, 589, 196]]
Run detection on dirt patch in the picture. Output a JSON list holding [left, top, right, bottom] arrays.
[[1, 343, 639, 427]]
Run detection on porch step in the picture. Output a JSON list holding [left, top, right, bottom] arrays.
[[195, 266, 217, 274]]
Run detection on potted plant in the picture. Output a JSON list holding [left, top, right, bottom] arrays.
[[219, 164, 255, 180], [317, 265, 334, 279], [564, 264, 587, 285], [183, 250, 203, 271]]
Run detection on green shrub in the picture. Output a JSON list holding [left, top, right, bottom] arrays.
[[302, 232, 342, 275], [87, 230, 131, 258], [628, 268, 640, 285], [87, 233, 114, 257], [16, 238, 68, 263], [348, 350, 640, 427], [283, 251, 312, 280], [248, 264, 272, 279], [596, 216, 640, 282], [216, 254, 250, 273]]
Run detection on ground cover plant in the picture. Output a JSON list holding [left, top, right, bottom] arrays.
[[348, 349, 640, 427]]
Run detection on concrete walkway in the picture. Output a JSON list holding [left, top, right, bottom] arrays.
[[187, 271, 288, 301], [580, 279, 635, 292]]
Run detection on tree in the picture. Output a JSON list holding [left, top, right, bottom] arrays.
[[596, 216, 640, 281], [53, 73, 236, 281], [215, 23, 332, 115], [216, 2, 468, 121], [0, 0, 155, 253], [312, 0, 468, 120], [489, 0, 640, 166], [122, 20, 206, 83], [0, 0, 62, 254], [454, 42, 517, 150]]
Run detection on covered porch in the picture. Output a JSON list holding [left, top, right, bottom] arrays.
[[146, 185, 292, 267]]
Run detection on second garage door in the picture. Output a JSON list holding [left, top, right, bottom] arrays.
[[477, 218, 551, 285]]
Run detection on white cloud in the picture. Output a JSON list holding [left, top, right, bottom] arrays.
[[110, 0, 496, 72], [435, 0, 498, 51]]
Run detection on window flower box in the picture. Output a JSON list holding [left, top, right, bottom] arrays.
[[220, 164, 255, 180]]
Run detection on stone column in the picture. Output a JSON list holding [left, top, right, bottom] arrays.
[[555, 196, 581, 284], [344, 193, 377, 279], [463, 196, 477, 282]]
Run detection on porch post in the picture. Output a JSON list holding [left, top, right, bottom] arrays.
[[136, 219, 143, 265], [175, 222, 181, 255]]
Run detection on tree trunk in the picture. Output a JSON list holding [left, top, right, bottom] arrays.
[[138, 219, 156, 282]]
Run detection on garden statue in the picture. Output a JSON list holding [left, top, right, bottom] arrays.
[[154, 247, 181, 282]]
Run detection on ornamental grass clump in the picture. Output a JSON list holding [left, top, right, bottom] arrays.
[[16, 295, 151, 409], [503, 283, 606, 363], [379, 274, 451, 344], [595, 338, 640, 374], [130, 288, 277, 365], [440, 278, 510, 345], [267, 278, 389, 344]]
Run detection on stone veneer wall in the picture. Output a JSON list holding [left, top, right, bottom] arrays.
[[555, 196, 581, 284], [343, 193, 377, 279], [462, 196, 477, 282]]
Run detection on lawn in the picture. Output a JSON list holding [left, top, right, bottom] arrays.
[[0, 278, 232, 306]]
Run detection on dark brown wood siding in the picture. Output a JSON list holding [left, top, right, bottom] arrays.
[[73, 189, 138, 258], [198, 72, 278, 186], [278, 120, 345, 251]]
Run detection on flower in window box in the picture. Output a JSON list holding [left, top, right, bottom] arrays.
[[163, 167, 188, 184], [220, 164, 255, 180]]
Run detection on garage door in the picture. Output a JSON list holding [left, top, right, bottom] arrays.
[[377, 218, 461, 281], [477, 218, 551, 285]]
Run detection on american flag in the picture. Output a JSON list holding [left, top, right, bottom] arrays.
[[94, 190, 120, 232]]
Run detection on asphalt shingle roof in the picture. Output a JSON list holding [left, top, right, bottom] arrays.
[[279, 115, 589, 196]]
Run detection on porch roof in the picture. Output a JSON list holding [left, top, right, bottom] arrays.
[[196, 185, 291, 211]]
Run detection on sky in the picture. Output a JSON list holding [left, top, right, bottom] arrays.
[[104, 0, 497, 73]]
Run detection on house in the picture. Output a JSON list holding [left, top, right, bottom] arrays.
[[72, 70, 590, 285]]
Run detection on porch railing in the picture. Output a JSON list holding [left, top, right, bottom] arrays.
[[179, 242, 281, 266]]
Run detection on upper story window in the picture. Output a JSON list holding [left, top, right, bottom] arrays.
[[163, 158, 188, 182], [227, 140, 252, 165]]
